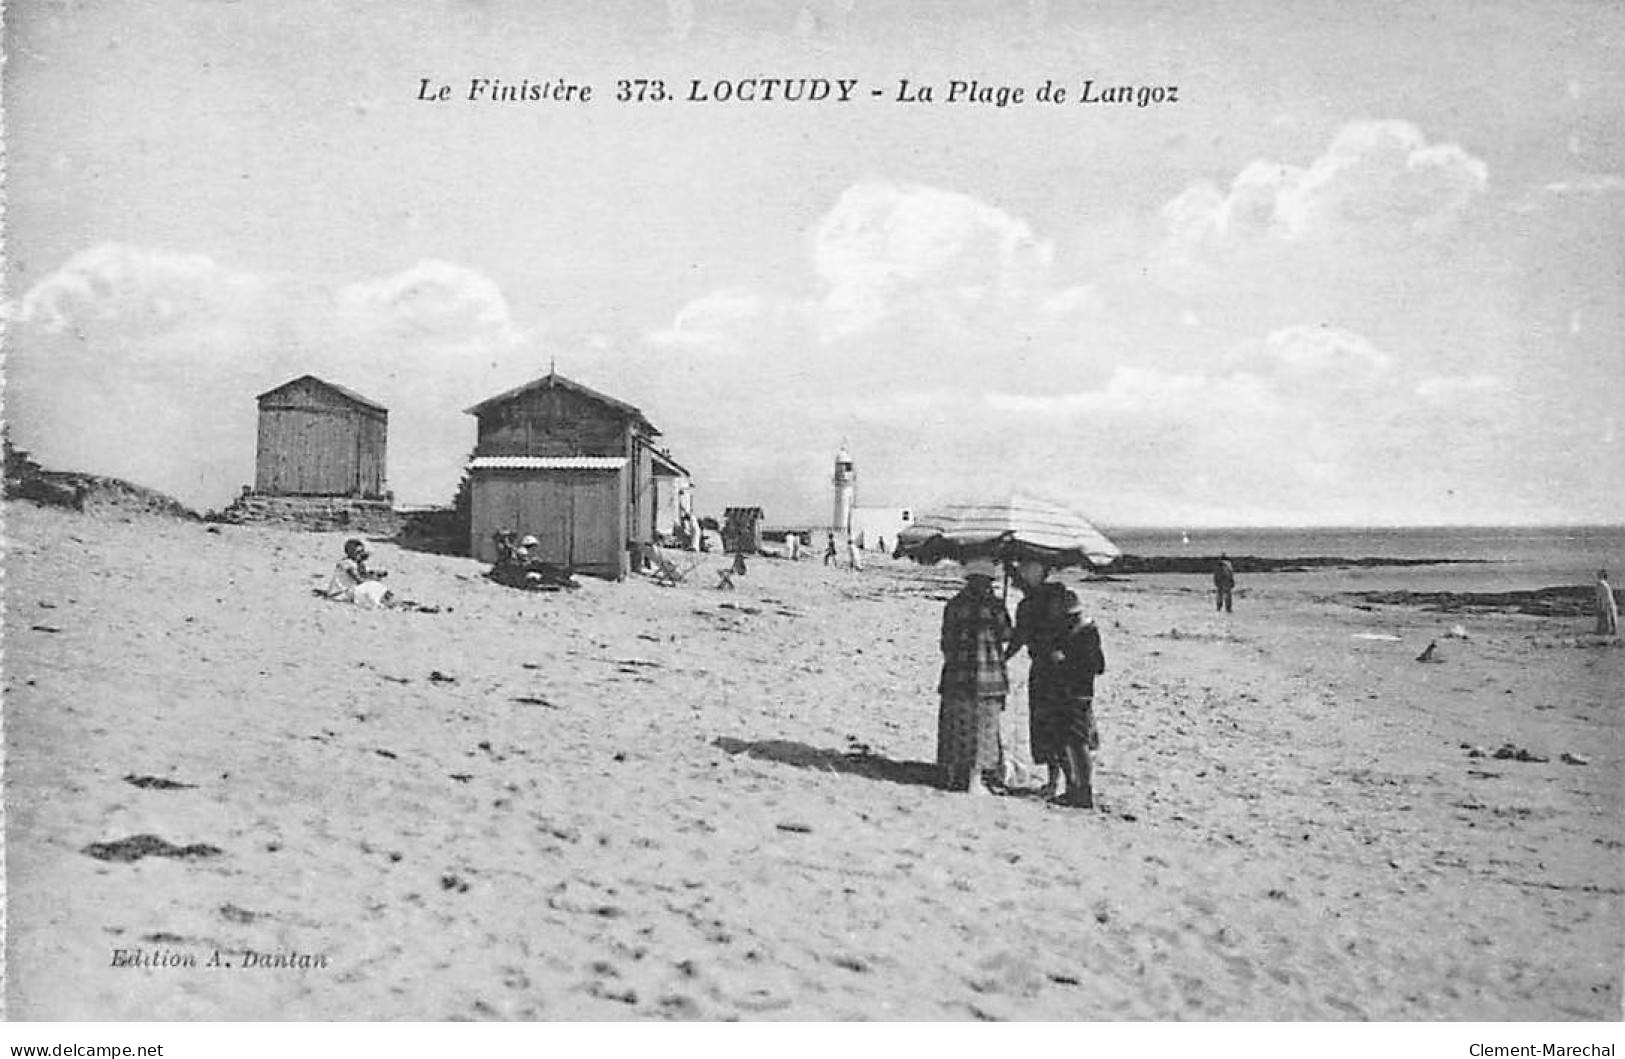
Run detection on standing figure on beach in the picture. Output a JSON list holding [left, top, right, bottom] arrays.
[[937, 558, 1012, 796], [1052, 590, 1106, 808], [824, 532, 838, 566], [1007, 559, 1071, 797], [1596, 569, 1619, 637], [847, 536, 865, 571], [1214, 554, 1236, 613]]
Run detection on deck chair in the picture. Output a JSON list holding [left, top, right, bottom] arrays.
[[648, 546, 698, 587]]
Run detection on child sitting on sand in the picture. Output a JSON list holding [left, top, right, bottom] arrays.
[[1051, 590, 1106, 808], [323, 538, 390, 607]]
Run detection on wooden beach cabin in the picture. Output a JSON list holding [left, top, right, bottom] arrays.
[[651, 450, 693, 542], [463, 371, 680, 579], [722, 506, 765, 554], [254, 375, 388, 498]]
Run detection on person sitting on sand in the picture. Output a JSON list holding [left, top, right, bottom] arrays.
[[1596, 569, 1619, 637], [1051, 590, 1106, 809], [324, 539, 392, 609], [937, 558, 1012, 796], [1007, 559, 1071, 798], [1214, 554, 1236, 613]]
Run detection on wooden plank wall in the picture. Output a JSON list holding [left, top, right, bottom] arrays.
[[474, 388, 627, 457], [256, 379, 387, 496], [469, 470, 627, 577]]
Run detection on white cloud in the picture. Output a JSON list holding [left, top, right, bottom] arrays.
[[13, 243, 264, 336], [647, 287, 772, 353], [1232, 325, 1394, 393], [1163, 120, 1488, 255], [337, 258, 521, 346], [811, 179, 1055, 338], [7, 246, 531, 508]]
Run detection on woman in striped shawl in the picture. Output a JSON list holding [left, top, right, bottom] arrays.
[[937, 558, 1013, 795]]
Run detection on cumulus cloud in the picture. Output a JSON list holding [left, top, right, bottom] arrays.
[[811, 180, 1056, 338], [6, 244, 530, 508], [14, 243, 264, 337], [971, 325, 1518, 522], [642, 170, 1575, 524], [647, 287, 778, 354], [1162, 120, 1488, 255], [337, 259, 521, 346]]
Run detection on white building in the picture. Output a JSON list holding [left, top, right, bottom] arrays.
[[851, 506, 914, 552]]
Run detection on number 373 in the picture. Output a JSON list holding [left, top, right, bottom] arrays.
[[616, 79, 669, 102]]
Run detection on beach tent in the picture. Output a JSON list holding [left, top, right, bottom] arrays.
[[896, 493, 1120, 569]]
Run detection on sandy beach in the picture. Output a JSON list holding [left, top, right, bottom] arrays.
[[5, 500, 1621, 1021]]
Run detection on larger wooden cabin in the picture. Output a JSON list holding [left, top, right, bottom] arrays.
[[463, 371, 682, 579]]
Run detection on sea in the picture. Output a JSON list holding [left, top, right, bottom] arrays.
[[1101, 525, 1625, 595]]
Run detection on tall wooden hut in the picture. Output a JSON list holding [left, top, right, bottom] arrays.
[[722, 506, 765, 554], [463, 371, 680, 579], [254, 375, 388, 498]]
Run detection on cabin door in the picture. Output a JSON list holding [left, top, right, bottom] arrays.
[[570, 472, 620, 574]]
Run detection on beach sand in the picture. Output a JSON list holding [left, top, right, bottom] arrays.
[[5, 501, 1621, 1020]]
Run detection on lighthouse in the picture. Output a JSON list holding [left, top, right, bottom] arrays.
[[832, 445, 856, 538]]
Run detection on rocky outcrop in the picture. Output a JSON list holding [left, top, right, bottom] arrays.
[[1108, 554, 1483, 574]]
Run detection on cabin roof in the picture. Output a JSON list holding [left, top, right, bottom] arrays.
[[256, 374, 388, 415], [651, 449, 690, 478], [467, 456, 628, 471], [463, 371, 659, 436]]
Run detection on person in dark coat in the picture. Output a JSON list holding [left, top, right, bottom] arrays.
[[937, 558, 1012, 795], [1052, 590, 1106, 808], [1214, 554, 1236, 613], [1007, 559, 1070, 796]]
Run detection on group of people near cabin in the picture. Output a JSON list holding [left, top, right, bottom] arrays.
[[937, 557, 1105, 807], [488, 529, 577, 589]]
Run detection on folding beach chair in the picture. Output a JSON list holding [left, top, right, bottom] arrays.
[[648, 546, 698, 587]]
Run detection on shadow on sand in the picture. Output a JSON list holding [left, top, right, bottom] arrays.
[[712, 736, 944, 790]]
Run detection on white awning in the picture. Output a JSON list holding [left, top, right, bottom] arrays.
[[467, 456, 627, 471]]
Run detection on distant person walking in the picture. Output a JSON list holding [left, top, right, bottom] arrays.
[[937, 558, 1012, 796], [1596, 569, 1619, 637], [823, 533, 838, 566], [1214, 554, 1236, 613], [1007, 559, 1071, 797], [1053, 591, 1106, 808]]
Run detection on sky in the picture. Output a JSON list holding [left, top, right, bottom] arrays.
[[5, 0, 1623, 526]]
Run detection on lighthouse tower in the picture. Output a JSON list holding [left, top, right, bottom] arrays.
[[831, 445, 856, 539]]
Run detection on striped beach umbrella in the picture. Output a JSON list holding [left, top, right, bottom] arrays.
[[897, 493, 1121, 568]]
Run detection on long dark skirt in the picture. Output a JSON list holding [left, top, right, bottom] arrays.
[[937, 692, 1004, 778], [1028, 671, 1067, 766]]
